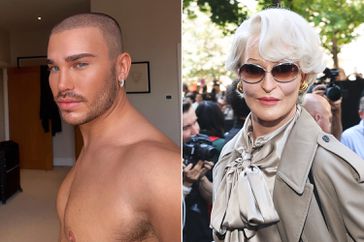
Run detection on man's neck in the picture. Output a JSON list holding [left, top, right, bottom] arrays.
[[79, 92, 132, 147]]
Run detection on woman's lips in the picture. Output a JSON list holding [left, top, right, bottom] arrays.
[[257, 97, 280, 106]]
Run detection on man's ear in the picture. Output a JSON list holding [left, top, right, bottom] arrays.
[[314, 113, 321, 122], [115, 52, 132, 81], [359, 111, 364, 120]]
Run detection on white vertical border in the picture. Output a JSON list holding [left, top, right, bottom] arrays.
[[177, 42, 181, 85], [177, 42, 182, 147]]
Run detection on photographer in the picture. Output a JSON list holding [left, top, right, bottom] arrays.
[[182, 100, 214, 242], [308, 68, 343, 139]]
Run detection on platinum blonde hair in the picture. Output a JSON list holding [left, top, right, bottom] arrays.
[[226, 8, 326, 91]]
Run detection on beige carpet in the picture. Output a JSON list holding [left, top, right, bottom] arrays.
[[0, 166, 70, 242]]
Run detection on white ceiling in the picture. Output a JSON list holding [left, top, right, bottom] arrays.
[[0, 0, 90, 31]]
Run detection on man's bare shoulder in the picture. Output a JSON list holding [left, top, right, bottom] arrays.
[[125, 138, 179, 164], [113, 138, 181, 241], [115, 138, 180, 185]]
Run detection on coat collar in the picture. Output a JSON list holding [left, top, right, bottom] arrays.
[[276, 108, 321, 194], [273, 108, 321, 242]]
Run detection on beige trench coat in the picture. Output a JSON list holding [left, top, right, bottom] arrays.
[[212, 109, 364, 242]]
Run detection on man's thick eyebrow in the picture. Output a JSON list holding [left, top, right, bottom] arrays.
[[47, 53, 96, 65], [65, 53, 96, 62]]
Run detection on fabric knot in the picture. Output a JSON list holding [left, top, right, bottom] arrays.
[[225, 153, 251, 174], [242, 152, 252, 162], [211, 161, 280, 240], [254, 138, 266, 148]]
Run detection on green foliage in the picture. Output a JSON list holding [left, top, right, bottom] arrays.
[[281, 0, 364, 66], [182, 5, 233, 84], [183, 0, 249, 34], [257, 0, 282, 9]]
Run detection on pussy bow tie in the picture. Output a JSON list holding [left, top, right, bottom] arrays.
[[211, 143, 280, 240]]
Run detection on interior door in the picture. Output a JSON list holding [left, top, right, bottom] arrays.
[[7, 67, 53, 170], [74, 126, 83, 159]]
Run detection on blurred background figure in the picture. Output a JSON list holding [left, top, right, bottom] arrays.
[[308, 81, 343, 139], [194, 93, 204, 109], [308, 67, 344, 138], [217, 95, 234, 132], [224, 80, 250, 143], [303, 93, 332, 133], [183, 100, 200, 142], [337, 67, 347, 81], [184, 91, 196, 106], [195, 100, 225, 157], [183, 82, 190, 97], [182, 99, 214, 242], [209, 80, 222, 102], [341, 96, 364, 159]]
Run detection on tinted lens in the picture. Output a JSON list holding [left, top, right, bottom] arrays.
[[239, 64, 265, 83], [271, 63, 299, 82]]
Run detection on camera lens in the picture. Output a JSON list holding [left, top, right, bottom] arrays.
[[197, 143, 217, 161], [326, 85, 341, 101]]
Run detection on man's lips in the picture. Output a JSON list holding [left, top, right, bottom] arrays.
[[56, 98, 82, 110]]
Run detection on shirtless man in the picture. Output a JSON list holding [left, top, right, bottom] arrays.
[[47, 13, 181, 242]]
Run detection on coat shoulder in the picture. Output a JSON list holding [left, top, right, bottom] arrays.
[[315, 132, 364, 183]]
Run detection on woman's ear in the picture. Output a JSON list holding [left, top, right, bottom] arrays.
[[115, 52, 132, 81], [301, 73, 308, 83]]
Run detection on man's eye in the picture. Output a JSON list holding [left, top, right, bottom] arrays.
[[183, 125, 191, 131], [74, 63, 88, 69], [48, 66, 59, 73]]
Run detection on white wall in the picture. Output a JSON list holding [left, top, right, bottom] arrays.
[[91, 0, 181, 145], [52, 120, 75, 166], [9, 29, 49, 66]]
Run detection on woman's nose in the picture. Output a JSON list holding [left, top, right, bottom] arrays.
[[260, 72, 277, 93]]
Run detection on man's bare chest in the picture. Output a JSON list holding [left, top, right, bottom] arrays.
[[59, 169, 157, 242]]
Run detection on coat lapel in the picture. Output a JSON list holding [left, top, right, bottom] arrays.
[[273, 109, 321, 242]]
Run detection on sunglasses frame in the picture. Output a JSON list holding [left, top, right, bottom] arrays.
[[238, 62, 301, 84]]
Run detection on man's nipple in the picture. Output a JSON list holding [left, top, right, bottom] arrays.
[[68, 231, 76, 242]]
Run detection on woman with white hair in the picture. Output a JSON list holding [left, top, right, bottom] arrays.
[[210, 8, 364, 242]]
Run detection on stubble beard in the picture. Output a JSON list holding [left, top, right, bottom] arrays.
[[61, 67, 119, 126]]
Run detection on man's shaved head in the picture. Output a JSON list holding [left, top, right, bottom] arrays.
[[51, 12, 123, 59], [303, 93, 332, 133]]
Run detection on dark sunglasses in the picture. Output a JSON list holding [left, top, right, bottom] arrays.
[[238, 62, 300, 84]]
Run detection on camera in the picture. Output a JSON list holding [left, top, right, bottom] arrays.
[[183, 134, 217, 165], [312, 68, 342, 102]]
